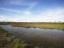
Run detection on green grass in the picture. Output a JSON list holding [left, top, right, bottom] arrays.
[[0, 22, 64, 29], [10, 22, 64, 30]]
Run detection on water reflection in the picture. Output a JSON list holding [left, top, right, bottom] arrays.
[[0, 25, 64, 48]]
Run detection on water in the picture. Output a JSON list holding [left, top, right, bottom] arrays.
[[0, 25, 64, 48]]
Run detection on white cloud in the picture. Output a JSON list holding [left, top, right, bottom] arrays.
[[24, 11, 31, 16], [40, 8, 64, 22], [0, 8, 21, 13], [27, 7, 64, 22], [0, 7, 64, 22], [0, 16, 8, 21]]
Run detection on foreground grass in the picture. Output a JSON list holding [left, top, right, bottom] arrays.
[[0, 27, 27, 48], [0, 27, 42, 48]]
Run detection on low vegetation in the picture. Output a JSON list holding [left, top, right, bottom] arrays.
[[0, 22, 64, 30], [0, 27, 26, 48], [10, 22, 64, 30]]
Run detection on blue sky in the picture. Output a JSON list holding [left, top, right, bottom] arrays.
[[0, 0, 64, 22]]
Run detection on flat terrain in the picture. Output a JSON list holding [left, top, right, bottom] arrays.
[[0, 22, 64, 48], [0, 22, 64, 30]]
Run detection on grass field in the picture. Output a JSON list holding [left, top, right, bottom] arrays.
[[10, 22, 64, 30], [0, 22, 64, 30]]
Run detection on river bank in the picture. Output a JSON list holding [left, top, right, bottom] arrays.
[[10, 22, 64, 30], [0, 27, 42, 48], [0, 25, 64, 48], [0, 22, 64, 30]]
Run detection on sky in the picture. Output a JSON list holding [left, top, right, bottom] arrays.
[[0, 0, 64, 22]]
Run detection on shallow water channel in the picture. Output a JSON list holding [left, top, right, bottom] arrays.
[[0, 25, 64, 48]]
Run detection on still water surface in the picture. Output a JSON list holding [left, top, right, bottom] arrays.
[[0, 25, 64, 48]]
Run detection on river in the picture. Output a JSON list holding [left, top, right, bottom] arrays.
[[0, 25, 64, 48]]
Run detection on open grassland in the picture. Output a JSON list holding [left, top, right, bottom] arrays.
[[0, 27, 43, 48], [10, 22, 64, 30], [0, 22, 64, 30]]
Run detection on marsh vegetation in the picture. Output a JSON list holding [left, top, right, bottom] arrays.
[[0, 22, 64, 30]]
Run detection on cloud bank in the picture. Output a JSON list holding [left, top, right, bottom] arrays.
[[0, 8, 64, 22]]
